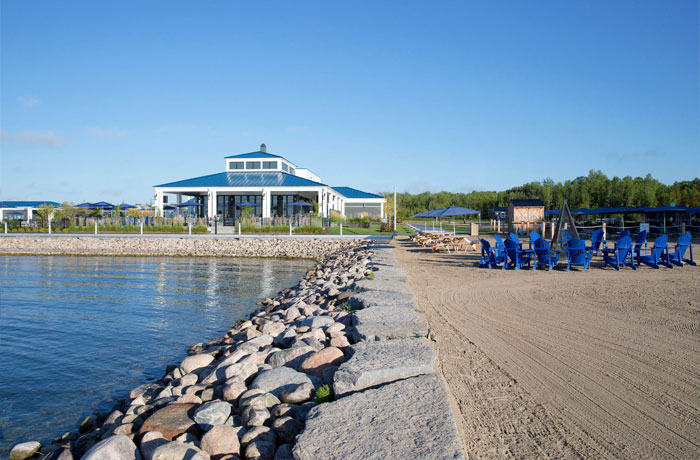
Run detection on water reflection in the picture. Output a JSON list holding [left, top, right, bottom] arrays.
[[0, 255, 311, 457]]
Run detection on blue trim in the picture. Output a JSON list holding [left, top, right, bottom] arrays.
[[224, 151, 286, 160], [332, 186, 383, 199], [155, 171, 326, 188], [1, 201, 60, 207]]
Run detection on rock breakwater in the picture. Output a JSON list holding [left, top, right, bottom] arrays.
[[0, 237, 358, 260]]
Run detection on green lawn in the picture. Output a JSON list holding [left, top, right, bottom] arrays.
[[327, 223, 415, 235]]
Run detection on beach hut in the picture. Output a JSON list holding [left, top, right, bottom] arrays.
[[507, 199, 544, 234]]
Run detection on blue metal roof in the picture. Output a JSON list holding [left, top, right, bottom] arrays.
[[224, 151, 286, 160], [332, 187, 383, 199], [1, 200, 60, 208], [155, 172, 326, 188]]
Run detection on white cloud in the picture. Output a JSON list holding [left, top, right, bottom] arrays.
[[0, 128, 67, 146], [18, 96, 40, 108], [85, 126, 130, 138]]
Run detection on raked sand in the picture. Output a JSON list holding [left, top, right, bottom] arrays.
[[393, 236, 700, 460]]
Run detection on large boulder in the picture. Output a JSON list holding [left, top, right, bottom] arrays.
[[250, 367, 314, 397], [180, 354, 215, 374], [139, 404, 198, 441], [193, 401, 231, 430], [9, 441, 41, 460], [151, 441, 210, 460], [81, 434, 142, 460], [200, 425, 241, 457]]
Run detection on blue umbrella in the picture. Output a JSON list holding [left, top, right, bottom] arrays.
[[433, 206, 479, 217], [176, 199, 203, 207]]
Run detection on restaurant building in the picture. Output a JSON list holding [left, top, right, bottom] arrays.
[[153, 145, 385, 226]]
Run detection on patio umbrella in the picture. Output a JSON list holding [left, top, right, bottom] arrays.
[[433, 206, 479, 234], [176, 199, 203, 207]]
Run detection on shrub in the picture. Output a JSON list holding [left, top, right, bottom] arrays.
[[314, 384, 334, 404]]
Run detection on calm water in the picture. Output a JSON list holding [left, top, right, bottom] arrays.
[[0, 255, 311, 456]]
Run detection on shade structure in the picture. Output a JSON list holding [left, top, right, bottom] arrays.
[[423, 208, 446, 217], [92, 201, 115, 210], [237, 201, 259, 208], [433, 206, 479, 217], [289, 201, 312, 207], [176, 199, 203, 208]]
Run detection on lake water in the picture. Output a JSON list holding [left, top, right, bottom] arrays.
[[0, 255, 312, 456]]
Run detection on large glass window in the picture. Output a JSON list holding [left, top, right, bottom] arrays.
[[228, 161, 244, 170], [246, 161, 261, 170], [262, 161, 277, 170], [216, 194, 262, 225]]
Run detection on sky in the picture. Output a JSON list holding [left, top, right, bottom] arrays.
[[1, 0, 698, 204]]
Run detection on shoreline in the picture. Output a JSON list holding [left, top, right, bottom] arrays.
[[8, 238, 465, 460]]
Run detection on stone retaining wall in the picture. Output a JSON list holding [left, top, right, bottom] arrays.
[[293, 241, 465, 459], [0, 237, 357, 260]]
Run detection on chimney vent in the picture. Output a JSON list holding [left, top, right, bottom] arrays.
[[260, 143, 267, 153]]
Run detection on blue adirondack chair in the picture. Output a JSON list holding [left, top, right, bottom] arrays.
[[478, 238, 506, 268], [636, 234, 672, 269], [586, 228, 606, 255], [504, 237, 532, 270], [565, 237, 593, 271], [529, 231, 541, 250], [532, 238, 561, 271], [631, 230, 648, 261], [661, 232, 697, 267], [602, 236, 635, 271]]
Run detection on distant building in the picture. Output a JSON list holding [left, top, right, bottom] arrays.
[[507, 199, 544, 234], [0, 201, 60, 221], [153, 145, 385, 227]]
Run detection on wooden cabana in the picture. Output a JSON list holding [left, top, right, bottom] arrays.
[[508, 199, 544, 234]]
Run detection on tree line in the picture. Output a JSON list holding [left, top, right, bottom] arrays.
[[384, 171, 700, 219]]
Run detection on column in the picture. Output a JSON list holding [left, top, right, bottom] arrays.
[[317, 189, 323, 216], [262, 189, 271, 219]]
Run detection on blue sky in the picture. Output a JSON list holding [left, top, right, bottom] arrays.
[[1, 1, 698, 204]]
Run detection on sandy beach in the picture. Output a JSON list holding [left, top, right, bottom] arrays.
[[394, 236, 700, 459]]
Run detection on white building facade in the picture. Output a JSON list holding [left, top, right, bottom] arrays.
[[153, 145, 385, 226]]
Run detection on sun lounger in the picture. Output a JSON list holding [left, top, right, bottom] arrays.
[[532, 238, 561, 271], [661, 232, 696, 267], [565, 237, 593, 271], [636, 234, 672, 269], [602, 236, 635, 271]]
